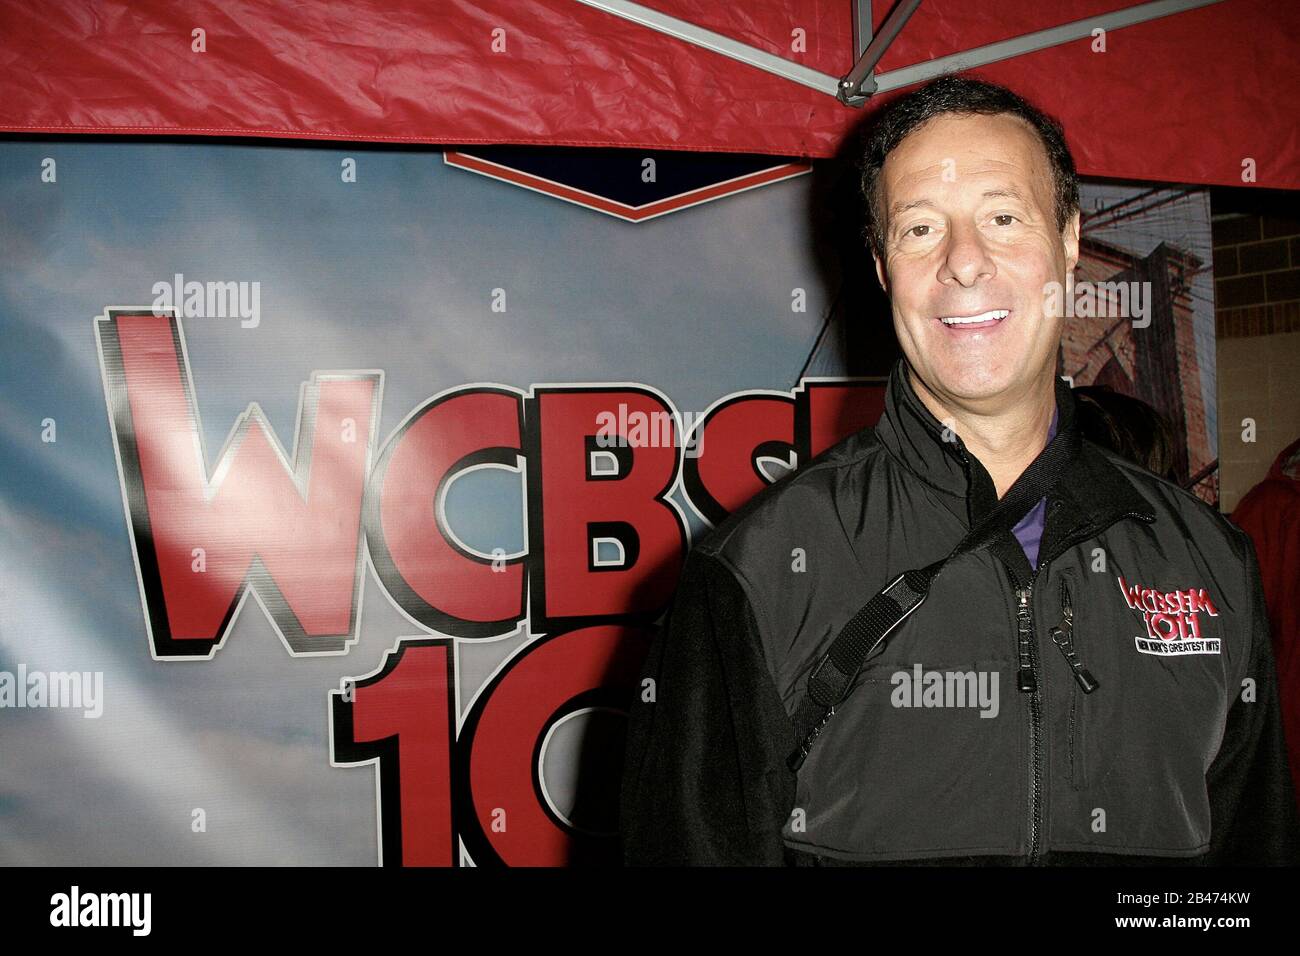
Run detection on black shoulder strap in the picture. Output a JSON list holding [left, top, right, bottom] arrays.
[[786, 417, 1080, 772]]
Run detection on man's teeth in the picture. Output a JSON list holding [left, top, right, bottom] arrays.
[[939, 309, 1009, 326]]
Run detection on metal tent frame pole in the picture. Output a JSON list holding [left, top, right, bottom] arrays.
[[853, 0, 873, 59], [572, 0, 1224, 108], [570, 0, 844, 95], [839, 0, 921, 104], [865, 0, 1223, 98]]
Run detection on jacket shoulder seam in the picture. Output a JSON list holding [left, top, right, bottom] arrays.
[[1099, 447, 1221, 516], [696, 430, 888, 557]]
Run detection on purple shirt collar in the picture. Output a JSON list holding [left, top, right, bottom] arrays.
[[1011, 406, 1059, 570]]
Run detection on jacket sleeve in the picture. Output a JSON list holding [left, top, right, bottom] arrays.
[[619, 547, 798, 865], [1205, 532, 1300, 864]]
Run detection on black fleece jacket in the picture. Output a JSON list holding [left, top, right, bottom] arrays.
[[620, 360, 1300, 866]]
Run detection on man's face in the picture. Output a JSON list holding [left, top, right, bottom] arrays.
[[872, 112, 1080, 411]]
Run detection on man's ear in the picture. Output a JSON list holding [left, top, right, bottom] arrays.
[[1062, 208, 1081, 273], [872, 246, 889, 293]]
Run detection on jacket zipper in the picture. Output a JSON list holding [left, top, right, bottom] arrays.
[[1009, 510, 1149, 862], [959, 433, 1046, 866], [1013, 579, 1043, 863], [1051, 579, 1096, 791], [1050, 580, 1098, 694]]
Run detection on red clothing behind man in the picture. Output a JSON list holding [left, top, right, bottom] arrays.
[[1232, 436, 1300, 808]]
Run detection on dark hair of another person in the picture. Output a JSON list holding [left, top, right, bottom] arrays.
[[1073, 385, 1180, 483], [858, 74, 1081, 258]]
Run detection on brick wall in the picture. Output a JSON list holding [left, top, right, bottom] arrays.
[[1214, 213, 1300, 337]]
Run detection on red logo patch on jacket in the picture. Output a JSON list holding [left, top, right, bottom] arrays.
[[1116, 576, 1222, 656]]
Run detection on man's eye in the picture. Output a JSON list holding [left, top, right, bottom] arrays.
[[992, 214, 1018, 226], [907, 224, 931, 237]]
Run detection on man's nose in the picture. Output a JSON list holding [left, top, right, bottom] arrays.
[[938, 220, 995, 287]]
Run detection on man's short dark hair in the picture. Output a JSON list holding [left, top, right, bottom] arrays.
[[859, 74, 1080, 258]]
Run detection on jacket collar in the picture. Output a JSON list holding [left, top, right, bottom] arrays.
[[872, 357, 1157, 536]]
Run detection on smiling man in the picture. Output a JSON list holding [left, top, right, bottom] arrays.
[[620, 75, 1299, 865], [873, 107, 1070, 500]]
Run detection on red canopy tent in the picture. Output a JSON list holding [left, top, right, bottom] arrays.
[[1, 0, 1296, 188]]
